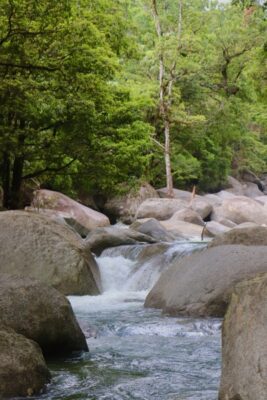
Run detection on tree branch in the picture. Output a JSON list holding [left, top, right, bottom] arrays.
[[0, 62, 59, 72], [22, 158, 76, 180]]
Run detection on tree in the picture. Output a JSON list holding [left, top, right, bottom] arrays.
[[0, 0, 153, 208]]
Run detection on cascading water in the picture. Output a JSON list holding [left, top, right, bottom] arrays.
[[32, 242, 221, 400]]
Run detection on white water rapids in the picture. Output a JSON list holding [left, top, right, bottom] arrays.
[[33, 242, 222, 400]]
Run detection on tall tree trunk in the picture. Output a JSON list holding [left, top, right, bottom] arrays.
[[2, 152, 11, 209], [151, 0, 174, 197], [10, 154, 24, 209], [10, 122, 26, 209], [163, 118, 173, 195]]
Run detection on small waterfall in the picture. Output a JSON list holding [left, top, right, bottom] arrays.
[[99, 241, 206, 293], [70, 241, 206, 313], [67, 239, 221, 400]]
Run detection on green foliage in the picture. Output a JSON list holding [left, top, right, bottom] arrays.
[[0, 0, 266, 207]]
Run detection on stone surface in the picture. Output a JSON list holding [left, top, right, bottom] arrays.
[[219, 273, 267, 400], [131, 218, 176, 242], [205, 221, 231, 236], [0, 328, 51, 398], [159, 218, 212, 240], [243, 182, 264, 198], [85, 226, 156, 256], [211, 196, 267, 225], [0, 211, 101, 295], [171, 208, 205, 226], [156, 189, 212, 219], [103, 183, 159, 223], [145, 245, 267, 317], [136, 198, 188, 220], [32, 189, 110, 231], [203, 193, 222, 207], [255, 195, 267, 205], [215, 190, 238, 200], [26, 206, 90, 237], [0, 276, 89, 356], [216, 218, 237, 228], [157, 187, 195, 200], [225, 176, 244, 194], [208, 225, 267, 248]]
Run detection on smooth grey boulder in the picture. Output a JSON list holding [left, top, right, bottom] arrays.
[[131, 218, 176, 242], [155, 189, 212, 219], [26, 207, 90, 237], [0, 328, 51, 398], [243, 182, 264, 198], [0, 276, 88, 356], [145, 245, 267, 317], [0, 211, 101, 295], [203, 193, 222, 207], [211, 196, 267, 225], [215, 190, 238, 200], [160, 218, 212, 240], [170, 208, 205, 226], [136, 198, 188, 220], [205, 221, 231, 236], [32, 189, 110, 231], [85, 226, 157, 256], [255, 195, 267, 205], [157, 187, 194, 200], [103, 183, 159, 223], [208, 226, 267, 248], [219, 273, 267, 400], [225, 176, 244, 195]]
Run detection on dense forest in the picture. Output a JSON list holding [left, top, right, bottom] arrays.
[[0, 0, 266, 208]]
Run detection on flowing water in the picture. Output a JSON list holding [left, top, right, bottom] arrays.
[[33, 242, 222, 400]]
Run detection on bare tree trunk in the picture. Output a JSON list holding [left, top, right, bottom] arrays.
[[163, 119, 173, 195], [151, 0, 174, 197]]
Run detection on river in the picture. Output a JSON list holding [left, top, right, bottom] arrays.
[[33, 242, 222, 400]]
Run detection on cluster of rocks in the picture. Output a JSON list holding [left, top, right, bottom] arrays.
[[144, 225, 267, 400], [0, 276, 89, 397], [1, 173, 267, 399], [0, 209, 102, 397]]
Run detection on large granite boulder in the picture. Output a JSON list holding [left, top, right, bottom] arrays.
[[155, 189, 212, 219], [219, 273, 267, 400], [0, 276, 88, 356], [243, 182, 264, 198], [222, 176, 264, 198], [205, 221, 231, 236], [255, 195, 267, 205], [170, 208, 205, 226], [0, 328, 51, 398], [225, 176, 244, 195], [203, 193, 222, 207], [157, 187, 193, 200], [136, 198, 188, 220], [209, 226, 267, 248], [239, 168, 264, 190], [85, 226, 157, 256], [131, 218, 176, 242], [159, 217, 212, 240], [0, 211, 101, 295], [211, 196, 267, 225], [32, 189, 110, 231], [26, 207, 91, 237], [103, 183, 159, 223], [145, 245, 267, 317]]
